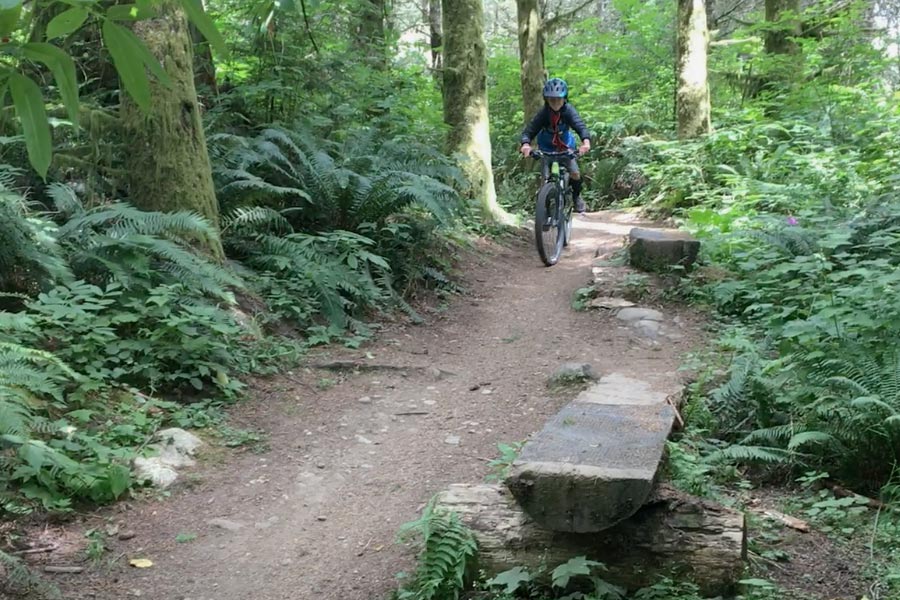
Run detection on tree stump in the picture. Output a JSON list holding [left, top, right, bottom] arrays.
[[434, 483, 746, 596], [505, 374, 675, 532], [628, 228, 700, 272]]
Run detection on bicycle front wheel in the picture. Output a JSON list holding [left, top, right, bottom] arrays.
[[534, 183, 564, 266]]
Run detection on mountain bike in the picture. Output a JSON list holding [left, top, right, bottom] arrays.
[[530, 149, 577, 267]]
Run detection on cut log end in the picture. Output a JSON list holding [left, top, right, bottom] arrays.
[[628, 227, 701, 273], [435, 483, 746, 597]]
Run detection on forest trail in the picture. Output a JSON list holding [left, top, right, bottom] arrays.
[[52, 211, 705, 600]]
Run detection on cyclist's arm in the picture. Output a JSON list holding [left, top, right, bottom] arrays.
[[564, 105, 591, 143], [521, 107, 549, 145]]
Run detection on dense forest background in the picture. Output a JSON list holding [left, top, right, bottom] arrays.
[[1, 0, 900, 596]]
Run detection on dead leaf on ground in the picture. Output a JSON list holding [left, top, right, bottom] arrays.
[[129, 558, 153, 568]]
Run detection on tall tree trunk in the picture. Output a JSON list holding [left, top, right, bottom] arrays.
[[429, 0, 442, 75], [516, 0, 546, 124], [191, 23, 218, 96], [356, 0, 387, 69], [676, 0, 711, 138], [746, 0, 801, 100], [442, 0, 511, 224], [765, 0, 801, 55], [121, 0, 224, 260]]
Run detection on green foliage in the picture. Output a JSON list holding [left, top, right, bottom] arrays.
[[225, 217, 392, 331], [213, 125, 460, 233], [482, 556, 624, 600], [0, 182, 270, 512], [394, 499, 477, 600], [645, 4, 900, 491], [0, 548, 61, 599], [484, 441, 522, 483], [1, 0, 225, 177], [631, 578, 701, 600], [19, 280, 248, 397], [214, 125, 462, 326], [0, 166, 71, 296], [571, 286, 594, 312], [53, 200, 240, 300]]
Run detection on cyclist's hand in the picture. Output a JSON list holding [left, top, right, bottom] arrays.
[[520, 143, 532, 158], [578, 140, 591, 156]]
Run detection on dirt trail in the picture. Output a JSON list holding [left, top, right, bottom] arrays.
[[49, 211, 703, 600]]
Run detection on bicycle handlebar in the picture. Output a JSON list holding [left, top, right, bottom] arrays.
[[529, 149, 580, 160]]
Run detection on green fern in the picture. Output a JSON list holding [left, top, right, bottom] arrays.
[[797, 348, 900, 486], [213, 126, 460, 233], [707, 351, 780, 436], [0, 548, 61, 598], [395, 498, 478, 600], [54, 202, 241, 300], [0, 338, 101, 511], [225, 219, 391, 328], [705, 444, 790, 464], [749, 226, 820, 257], [0, 170, 72, 294]]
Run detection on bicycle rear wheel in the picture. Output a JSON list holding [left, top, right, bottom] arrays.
[[534, 183, 564, 266]]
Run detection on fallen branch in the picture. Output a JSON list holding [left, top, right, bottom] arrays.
[[43, 565, 85, 574], [12, 545, 58, 555], [751, 508, 810, 533], [826, 482, 887, 510], [310, 360, 454, 379]]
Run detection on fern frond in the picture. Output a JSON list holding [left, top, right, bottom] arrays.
[[396, 497, 477, 600], [706, 444, 790, 464], [58, 203, 216, 241], [749, 227, 820, 257], [45, 182, 84, 217], [221, 207, 293, 235], [220, 177, 312, 201], [0, 397, 32, 437]]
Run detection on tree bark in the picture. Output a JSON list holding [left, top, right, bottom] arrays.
[[435, 483, 746, 597], [765, 0, 801, 55], [676, 0, 711, 138], [429, 0, 443, 74], [121, 0, 224, 260], [516, 0, 546, 124], [356, 0, 387, 69], [746, 0, 802, 101], [191, 22, 217, 96], [441, 0, 511, 223]]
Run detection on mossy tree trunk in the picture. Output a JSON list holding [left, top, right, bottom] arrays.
[[746, 0, 801, 101], [442, 0, 511, 224], [765, 0, 801, 56], [121, 0, 224, 261], [676, 0, 711, 138], [516, 0, 546, 124], [355, 0, 388, 69]]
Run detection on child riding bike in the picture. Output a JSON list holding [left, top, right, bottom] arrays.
[[519, 78, 591, 213]]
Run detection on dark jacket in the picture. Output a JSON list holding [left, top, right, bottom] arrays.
[[520, 103, 591, 152]]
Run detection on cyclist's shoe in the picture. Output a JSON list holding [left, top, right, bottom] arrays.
[[575, 197, 586, 214]]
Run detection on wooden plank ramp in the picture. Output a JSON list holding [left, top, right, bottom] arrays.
[[505, 373, 675, 533]]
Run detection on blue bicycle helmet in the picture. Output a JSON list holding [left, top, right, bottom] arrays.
[[542, 78, 568, 98]]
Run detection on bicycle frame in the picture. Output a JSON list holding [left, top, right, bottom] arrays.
[[532, 148, 576, 186], [530, 149, 576, 266]]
